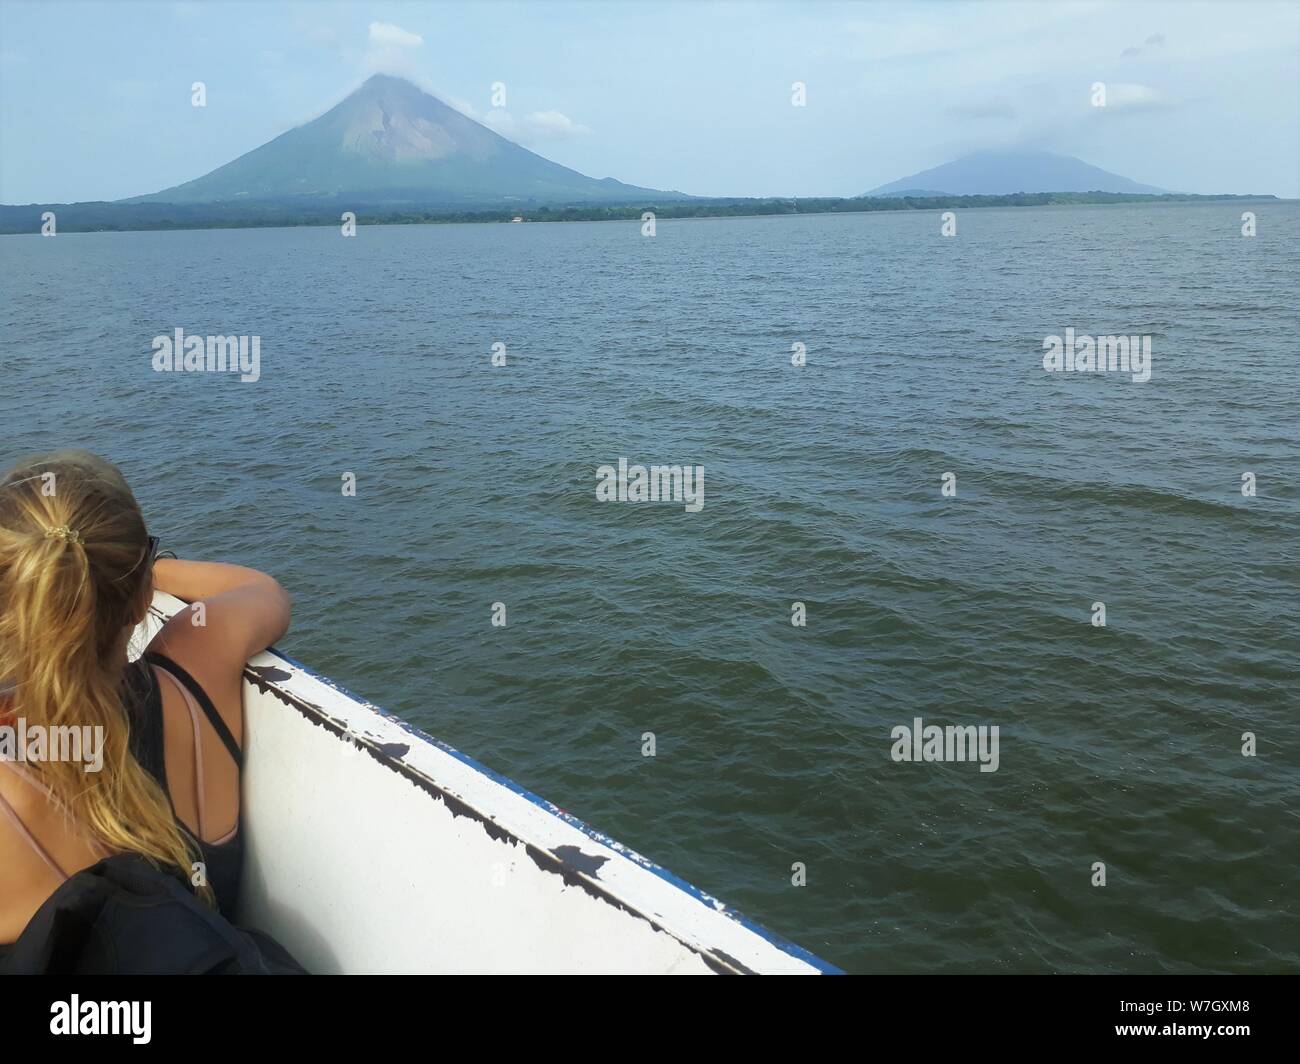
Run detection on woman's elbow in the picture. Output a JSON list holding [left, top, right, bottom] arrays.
[[248, 573, 293, 642], [268, 579, 293, 638]]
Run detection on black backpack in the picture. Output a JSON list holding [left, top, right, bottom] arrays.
[[1, 853, 307, 974]]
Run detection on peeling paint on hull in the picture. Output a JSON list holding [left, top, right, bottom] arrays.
[[137, 592, 841, 975]]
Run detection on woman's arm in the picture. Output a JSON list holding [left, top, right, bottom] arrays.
[[150, 559, 292, 665]]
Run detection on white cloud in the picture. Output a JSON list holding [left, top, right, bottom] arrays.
[[368, 22, 423, 48], [361, 22, 427, 80], [1102, 82, 1178, 112], [450, 98, 591, 143], [487, 109, 593, 142]]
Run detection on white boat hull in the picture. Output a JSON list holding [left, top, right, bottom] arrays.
[[134, 592, 838, 974]]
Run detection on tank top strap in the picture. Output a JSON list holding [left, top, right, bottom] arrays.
[[143, 652, 242, 768], [0, 764, 70, 881]]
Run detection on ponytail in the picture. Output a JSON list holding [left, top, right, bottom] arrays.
[[0, 451, 212, 903]]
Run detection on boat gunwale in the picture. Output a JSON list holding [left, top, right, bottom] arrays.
[[144, 598, 843, 975]]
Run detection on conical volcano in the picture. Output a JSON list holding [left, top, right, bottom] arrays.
[[127, 74, 685, 207]]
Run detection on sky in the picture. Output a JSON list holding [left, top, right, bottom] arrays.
[[0, 0, 1297, 203]]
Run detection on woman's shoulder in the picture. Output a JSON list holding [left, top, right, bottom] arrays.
[[143, 629, 245, 759]]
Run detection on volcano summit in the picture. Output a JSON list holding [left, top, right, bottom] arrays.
[[126, 74, 687, 209]]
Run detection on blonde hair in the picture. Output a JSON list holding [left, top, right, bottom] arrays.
[[0, 450, 210, 901]]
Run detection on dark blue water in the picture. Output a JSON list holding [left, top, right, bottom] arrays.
[[2, 201, 1297, 972]]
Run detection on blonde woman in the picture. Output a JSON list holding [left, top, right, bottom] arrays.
[[0, 451, 291, 963]]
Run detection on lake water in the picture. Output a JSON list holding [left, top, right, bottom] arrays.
[[2, 202, 1297, 973]]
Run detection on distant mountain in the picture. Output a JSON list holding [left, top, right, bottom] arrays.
[[126, 74, 688, 208], [868, 151, 1166, 196]]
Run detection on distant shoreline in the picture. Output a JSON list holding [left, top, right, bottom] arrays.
[[0, 191, 1280, 236]]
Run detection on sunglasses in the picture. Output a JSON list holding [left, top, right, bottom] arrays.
[[117, 534, 162, 583]]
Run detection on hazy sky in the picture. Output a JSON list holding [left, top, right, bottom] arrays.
[[1, 0, 1297, 203]]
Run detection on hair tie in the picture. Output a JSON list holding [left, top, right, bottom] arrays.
[[44, 525, 82, 544]]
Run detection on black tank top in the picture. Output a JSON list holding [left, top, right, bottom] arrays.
[[123, 653, 244, 921]]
